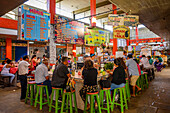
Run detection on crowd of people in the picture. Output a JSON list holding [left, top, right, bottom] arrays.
[[0, 53, 164, 108]]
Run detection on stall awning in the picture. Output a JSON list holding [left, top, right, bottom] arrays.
[[0, 0, 28, 16]]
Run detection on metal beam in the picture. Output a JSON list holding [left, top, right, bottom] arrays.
[[56, 0, 63, 3], [73, 0, 111, 15], [96, 10, 124, 19]]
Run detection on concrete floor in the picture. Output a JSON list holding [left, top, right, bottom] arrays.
[[0, 68, 170, 113]]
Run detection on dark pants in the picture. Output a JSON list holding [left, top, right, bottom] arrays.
[[19, 75, 27, 100], [37, 80, 52, 95]]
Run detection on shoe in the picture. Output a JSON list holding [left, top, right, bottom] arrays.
[[20, 99, 25, 102], [115, 94, 119, 101]]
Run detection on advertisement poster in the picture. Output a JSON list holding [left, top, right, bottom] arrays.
[[124, 15, 139, 27], [108, 14, 124, 26], [84, 25, 110, 46], [20, 6, 50, 41], [113, 25, 130, 39], [54, 15, 84, 45]]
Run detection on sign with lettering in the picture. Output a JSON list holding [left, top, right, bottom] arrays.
[[84, 25, 110, 46], [54, 15, 84, 45], [108, 14, 124, 26], [113, 25, 130, 39], [20, 6, 50, 41]]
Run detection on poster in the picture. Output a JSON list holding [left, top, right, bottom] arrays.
[[54, 15, 84, 45], [20, 6, 50, 41], [113, 25, 130, 39], [108, 14, 124, 26], [84, 25, 110, 46], [108, 14, 139, 27]]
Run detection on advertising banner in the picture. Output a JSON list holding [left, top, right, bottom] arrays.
[[108, 14, 124, 26], [20, 6, 50, 41], [108, 14, 139, 27], [84, 25, 110, 46], [113, 25, 130, 39], [54, 15, 84, 45]]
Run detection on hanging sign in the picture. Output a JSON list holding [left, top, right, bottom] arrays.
[[113, 25, 130, 39], [108, 14, 139, 27], [54, 15, 84, 45], [19, 5, 50, 41]]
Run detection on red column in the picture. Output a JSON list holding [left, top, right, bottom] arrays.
[[136, 26, 139, 46], [112, 4, 117, 55], [90, 0, 96, 27], [90, 46, 94, 54], [73, 44, 76, 57], [6, 38, 12, 60], [126, 39, 129, 46], [47, 0, 56, 24]]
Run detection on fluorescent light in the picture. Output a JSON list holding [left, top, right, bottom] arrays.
[[29, 41, 34, 44]]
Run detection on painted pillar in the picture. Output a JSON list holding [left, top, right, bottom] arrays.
[[136, 26, 139, 46], [112, 4, 117, 55], [90, 46, 95, 54], [126, 39, 129, 46], [6, 38, 12, 60], [47, 0, 56, 64], [73, 44, 76, 57], [90, 0, 96, 27]]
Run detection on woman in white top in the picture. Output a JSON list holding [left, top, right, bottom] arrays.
[[1, 59, 15, 84]]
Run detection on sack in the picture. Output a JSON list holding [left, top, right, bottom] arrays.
[[65, 78, 75, 92], [99, 79, 111, 89]]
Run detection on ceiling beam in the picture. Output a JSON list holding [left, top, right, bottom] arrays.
[[56, 0, 63, 3], [96, 10, 124, 19], [73, 0, 111, 15]]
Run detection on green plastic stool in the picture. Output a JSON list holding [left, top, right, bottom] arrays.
[[61, 90, 78, 113], [84, 92, 101, 113], [125, 78, 131, 102], [140, 74, 145, 90], [99, 88, 113, 113], [49, 87, 63, 113], [25, 81, 37, 105], [112, 87, 128, 113], [34, 85, 50, 110], [143, 72, 149, 89]]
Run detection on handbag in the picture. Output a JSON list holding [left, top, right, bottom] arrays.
[[99, 78, 111, 89], [65, 78, 75, 92]]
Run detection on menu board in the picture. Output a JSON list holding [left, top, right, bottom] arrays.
[[84, 25, 110, 46], [54, 15, 84, 45], [20, 6, 50, 41]]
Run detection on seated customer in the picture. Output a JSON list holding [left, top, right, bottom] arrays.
[[110, 58, 126, 90], [35, 59, 52, 95], [79, 59, 98, 108], [51, 57, 71, 89], [1, 59, 15, 84]]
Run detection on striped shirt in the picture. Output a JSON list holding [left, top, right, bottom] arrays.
[[35, 63, 48, 83], [126, 59, 139, 76]]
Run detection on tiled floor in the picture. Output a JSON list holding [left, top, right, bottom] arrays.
[[0, 68, 170, 113]]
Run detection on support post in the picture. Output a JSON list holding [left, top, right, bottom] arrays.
[[90, 0, 96, 27], [6, 38, 12, 60], [136, 26, 139, 46], [112, 4, 117, 55]]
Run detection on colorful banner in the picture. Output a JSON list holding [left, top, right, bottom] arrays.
[[108, 14, 139, 27], [20, 6, 50, 41], [84, 25, 110, 46], [54, 15, 84, 45], [113, 25, 130, 39]]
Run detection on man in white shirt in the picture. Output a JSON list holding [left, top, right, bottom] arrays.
[[140, 55, 151, 69], [18, 55, 32, 101], [35, 59, 52, 95]]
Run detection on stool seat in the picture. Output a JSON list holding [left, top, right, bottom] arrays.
[[143, 72, 148, 74], [125, 78, 129, 80], [103, 88, 111, 90], [64, 90, 75, 93], [28, 81, 36, 84], [37, 85, 45, 86], [52, 87, 62, 89], [87, 92, 98, 95]]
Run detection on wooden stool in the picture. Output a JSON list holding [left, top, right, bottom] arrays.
[[25, 81, 37, 105], [84, 92, 101, 113], [125, 78, 131, 102], [99, 88, 113, 113], [112, 87, 128, 113], [61, 90, 78, 113], [34, 85, 50, 110], [49, 87, 63, 113]]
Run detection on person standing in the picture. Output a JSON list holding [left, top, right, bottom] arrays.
[[51, 57, 71, 89], [126, 54, 141, 97], [35, 59, 52, 95], [1, 59, 15, 84], [18, 55, 32, 101]]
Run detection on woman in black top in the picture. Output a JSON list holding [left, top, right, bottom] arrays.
[[110, 58, 126, 90], [79, 59, 98, 104]]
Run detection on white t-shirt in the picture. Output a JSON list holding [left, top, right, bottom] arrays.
[[140, 57, 151, 69], [35, 63, 48, 83], [18, 60, 30, 75]]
